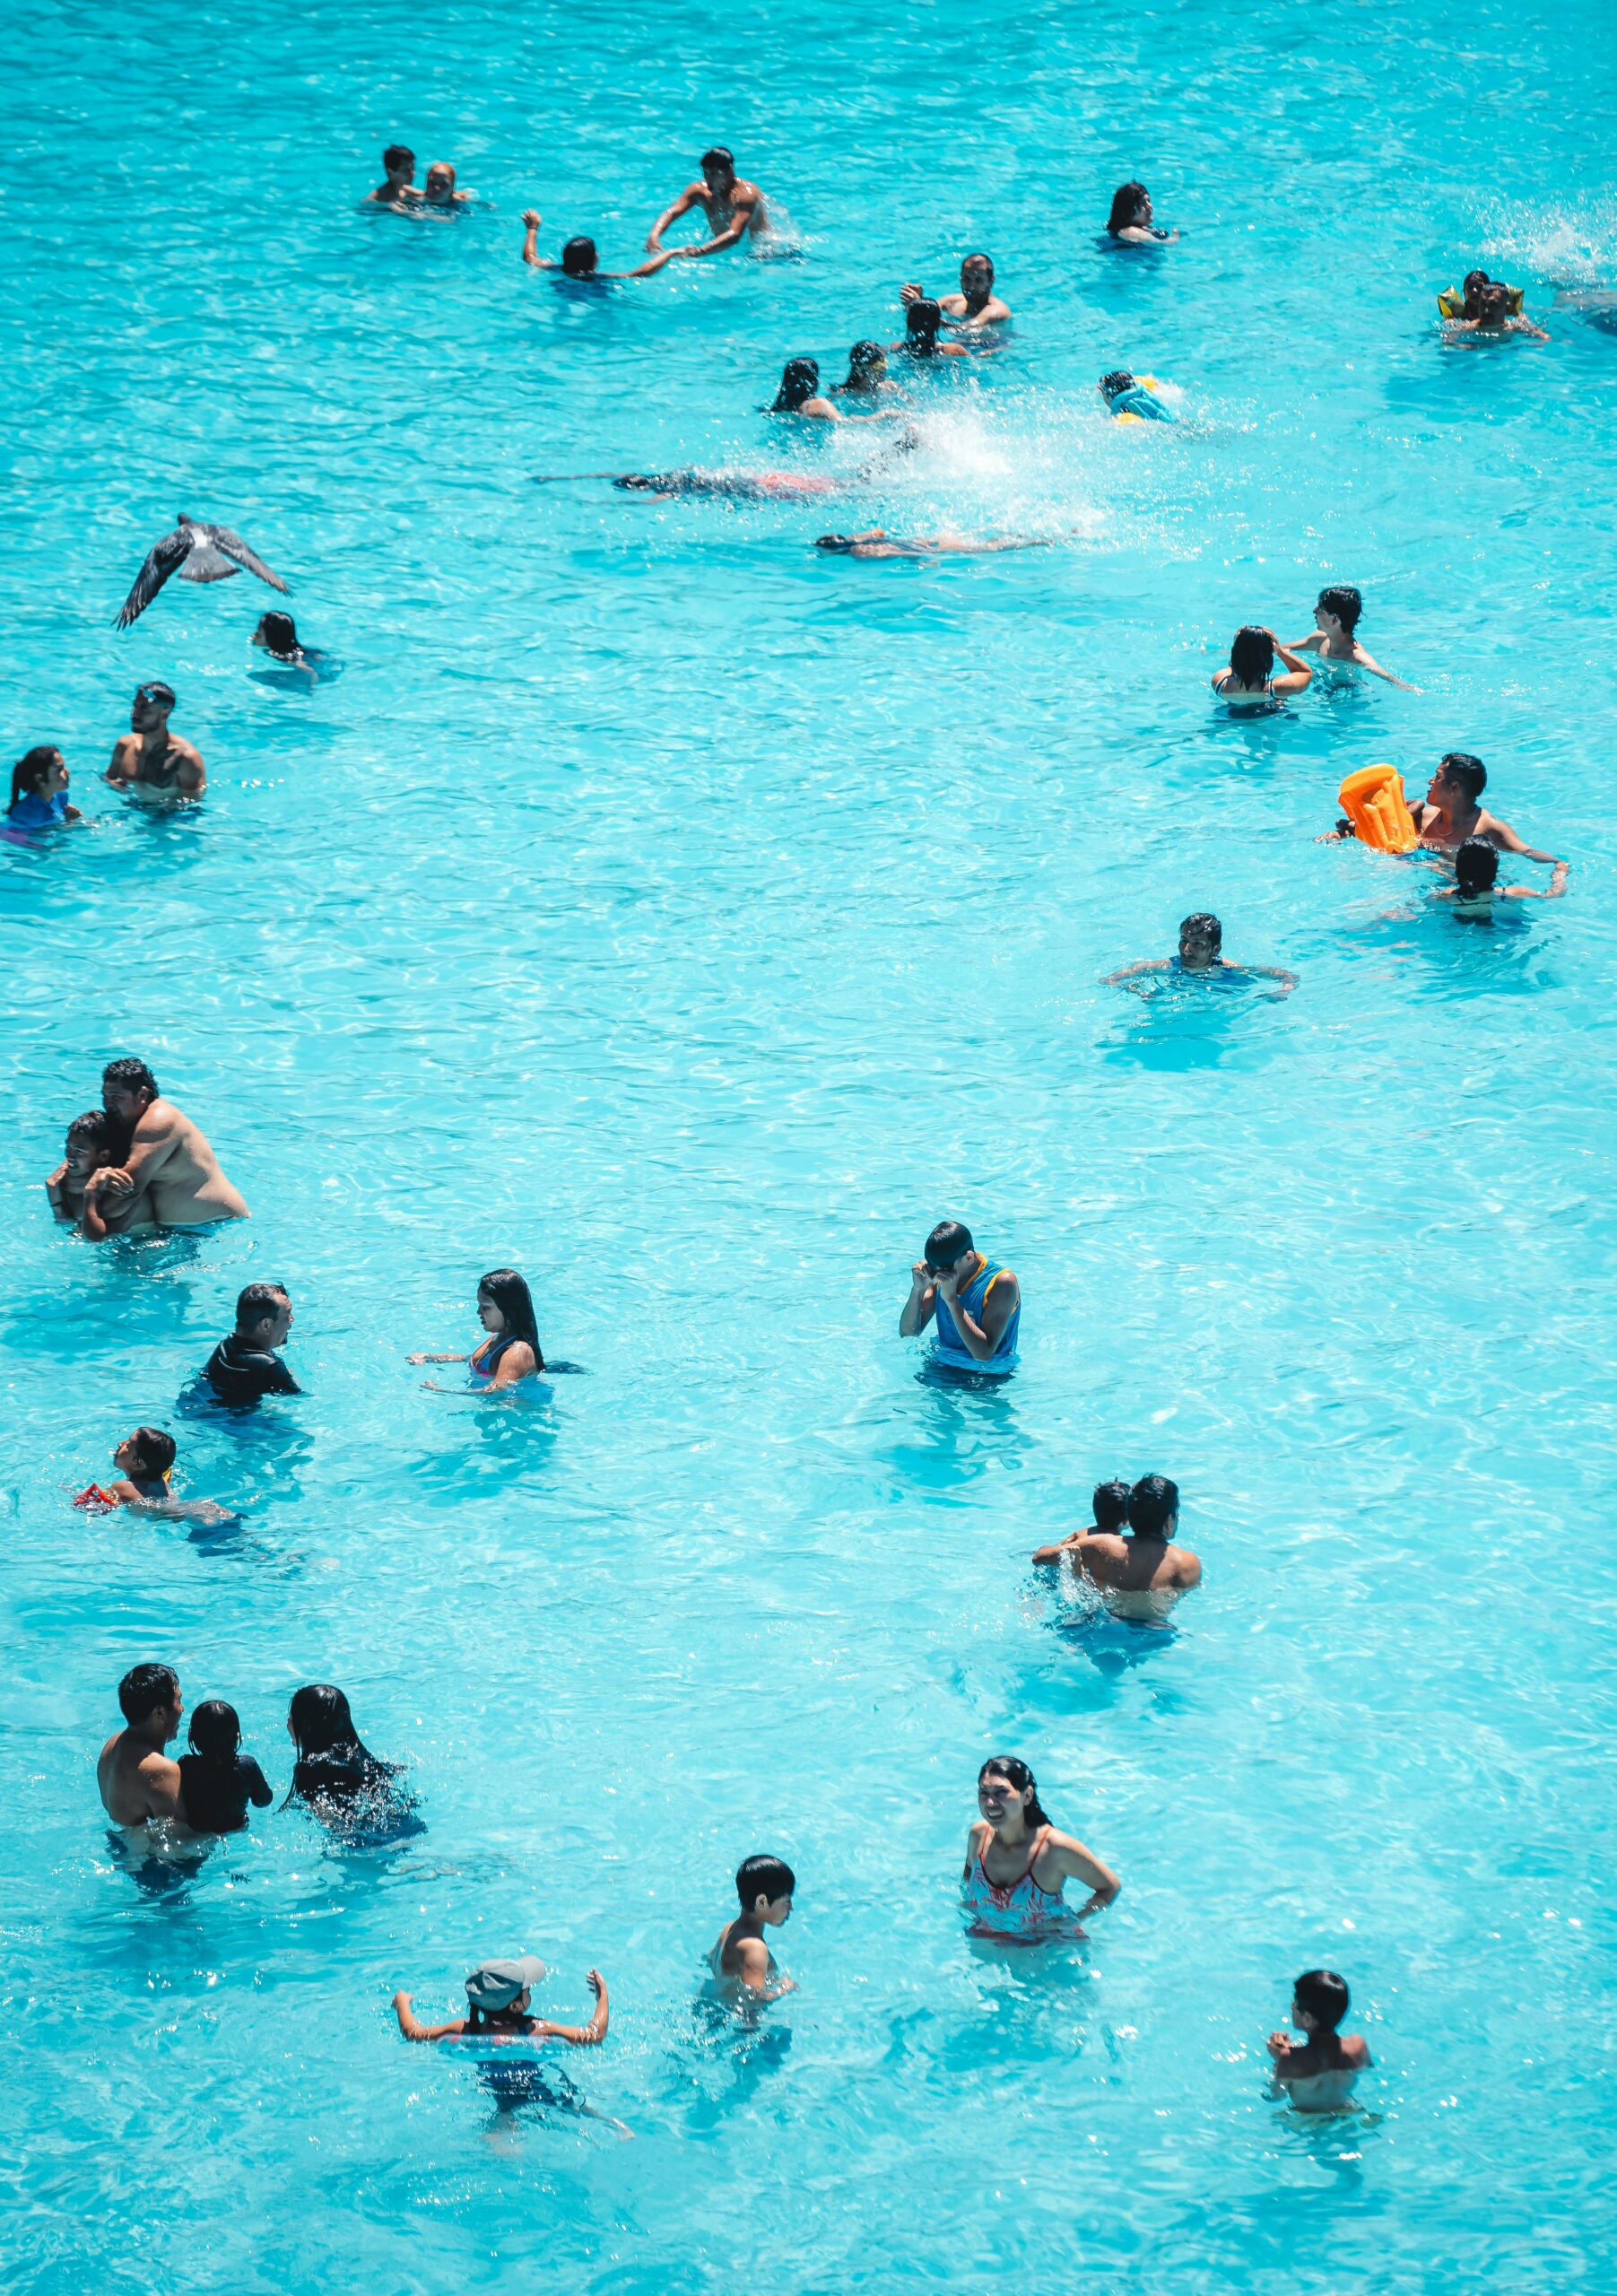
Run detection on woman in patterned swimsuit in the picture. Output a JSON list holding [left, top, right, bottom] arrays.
[[961, 1757, 1121, 1940]]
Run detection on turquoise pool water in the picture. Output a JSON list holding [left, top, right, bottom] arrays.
[[4, 1, 1615, 2288]]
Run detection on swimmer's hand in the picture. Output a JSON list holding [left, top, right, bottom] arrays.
[[1266, 2030, 1293, 2060], [908, 1260, 934, 1295], [934, 1265, 962, 1302], [900, 282, 925, 306], [521, 210, 541, 229], [90, 1165, 135, 1197]]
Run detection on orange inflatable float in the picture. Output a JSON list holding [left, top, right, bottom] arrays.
[[1338, 762, 1418, 854]]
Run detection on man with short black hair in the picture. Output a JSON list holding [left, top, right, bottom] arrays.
[[84, 1058, 248, 1233], [1287, 584, 1417, 690], [366, 144, 417, 204], [1411, 752, 1559, 864], [900, 1219, 1021, 1373], [202, 1283, 300, 1405], [1042, 1474, 1201, 1618], [97, 1663, 187, 1834], [709, 1853, 798, 1996], [107, 681, 205, 796], [644, 146, 770, 257], [1105, 915, 1297, 996]]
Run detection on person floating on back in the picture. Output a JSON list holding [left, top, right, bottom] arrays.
[[202, 1283, 300, 1405], [1286, 584, 1418, 690], [1106, 181, 1178, 244], [1434, 835, 1569, 909], [1033, 1474, 1203, 1619], [900, 1220, 1021, 1375], [178, 1700, 274, 1835], [709, 1855, 798, 1998], [644, 146, 770, 259], [8, 745, 83, 831], [520, 211, 673, 281], [1265, 1970, 1371, 2110], [1105, 913, 1297, 996]]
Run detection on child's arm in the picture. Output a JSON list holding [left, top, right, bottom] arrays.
[[247, 1759, 274, 1809], [393, 1991, 465, 2042], [534, 1970, 611, 2045]]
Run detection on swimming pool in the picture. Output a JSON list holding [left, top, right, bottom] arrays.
[[3, 0, 1615, 2287]]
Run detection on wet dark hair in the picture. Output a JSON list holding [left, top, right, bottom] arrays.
[[383, 145, 414, 175], [134, 680, 176, 709], [925, 1219, 973, 1271], [905, 298, 943, 342], [235, 1281, 290, 1333], [1128, 1473, 1180, 1537], [103, 1057, 159, 1099], [736, 1852, 796, 1909], [128, 1425, 177, 1476], [978, 1755, 1051, 1829], [1455, 836, 1500, 895], [814, 534, 856, 552], [288, 1683, 373, 1761], [1439, 752, 1487, 802], [1108, 181, 1149, 234], [1229, 626, 1275, 687], [188, 1699, 242, 1761], [1180, 912, 1222, 952], [1293, 1969, 1351, 2063], [561, 237, 598, 276], [66, 1108, 113, 1151], [700, 146, 735, 173], [1476, 282, 1512, 322], [1092, 1478, 1132, 1531], [118, 1661, 178, 1725], [961, 250, 995, 280], [838, 341, 886, 393], [771, 357, 821, 413], [11, 745, 65, 807], [477, 1267, 543, 1369], [256, 611, 300, 656], [1317, 584, 1362, 632], [1099, 370, 1136, 400]]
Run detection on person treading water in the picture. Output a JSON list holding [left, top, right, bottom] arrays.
[[962, 1758, 1121, 1940], [251, 611, 338, 686], [201, 1283, 300, 1405], [709, 1855, 798, 1999], [768, 358, 901, 423], [1265, 1970, 1371, 2111], [1406, 752, 1560, 864], [1286, 583, 1418, 690], [408, 1267, 545, 1392], [1031, 1474, 1203, 1620], [106, 681, 204, 798], [1212, 626, 1313, 709], [1432, 836, 1569, 911], [901, 252, 1011, 333], [644, 145, 769, 259], [521, 211, 673, 282], [97, 1662, 189, 1847], [1104, 912, 1298, 997], [890, 298, 969, 361], [900, 1219, 1021, 1374], [7, 745, 83, 831], [1105, 180, 1178, 245], [830, 342, 900, 399]]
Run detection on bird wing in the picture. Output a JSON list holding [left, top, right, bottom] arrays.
[[207, 526, 289, 592], [114, 527, 192, 629]]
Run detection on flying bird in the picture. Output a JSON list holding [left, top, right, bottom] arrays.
[[114, 515, 290, 630]]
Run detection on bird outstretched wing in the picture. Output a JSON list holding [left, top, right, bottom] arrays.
[[114, 527, 191, 629], [209, 526, 289, 593]]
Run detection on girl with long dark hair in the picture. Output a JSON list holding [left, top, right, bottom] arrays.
[[1212, 625, 1313, 709], [1105, 181, 1178, 244], [409, 1267, 544, 1390]]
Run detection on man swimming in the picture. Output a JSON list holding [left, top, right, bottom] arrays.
[[365, 144, 417, 205], [890, 299, 969, 361], [1032, 1474, 1202, 1620], [1407, 752, 1560, 864], [902, 253, 1010, 331], [1104, 913, 1298, 996], [1286, 584, 1417, 689], [85, 1057, 248, 1231], [1432, 837, 1569, 910], [520, 212, 673, 280], [645, 146, 769, 258], [97, 1662, 189, 1840], [815, 529, 1055, 559], [106, 682, 204, 797], [900, 1219, 1021, 1373], [202, 1283, 300, 1405], [614, 468, 843, 502], [709, 1855, 798, 1998]]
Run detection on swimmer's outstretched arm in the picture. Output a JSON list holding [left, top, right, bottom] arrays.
[[1484, 815, 1559, 866], [1101, 960, 1167, 985], [531, 1970, 611, 2046], [603, 249, 677, 280], [520, 212, 559, 271], [406, 1351, 470, 1364], [1251, 966, 1300, 994], [645, 182, 701, 252], [1351, 643, 1421, 692], [393, 1992, 467, 2042], [1505, 860, 1569, 899]]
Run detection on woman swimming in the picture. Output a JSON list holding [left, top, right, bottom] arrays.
[[830, 341, 898, 397], [1211, 625, 1313, 708], [1105, 182, 1178, 245], [285, 1683, 404, 1817], [520, 210, 672, 281], [410, 1265, 544, 1390], [7, 744, 82, 831], [961, 1757, 1121, 1939], [251, 612, 339, 685], [767, 356, 897, 422]]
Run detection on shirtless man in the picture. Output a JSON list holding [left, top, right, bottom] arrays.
[[97, 1662, 188, 1838], [84, 1057, 248, 1233], [365, 144, 417, 204], [645, 147, 769, 258], [1105, 913, 1298, 996], [1032, 1474, 1201, 1620], [1408, 752, 1559, 864], [106, 682, 204, 798], [902, 252, 1011, 331], [709, 1854, 798, 1998]]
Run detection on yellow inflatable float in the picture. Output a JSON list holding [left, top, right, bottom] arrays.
[[1338, 763, 1419, 854]]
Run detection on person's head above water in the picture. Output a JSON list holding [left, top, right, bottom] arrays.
[[423, 161, 457, 202], [1454, 836, 1500, 896], [288, 1683, 366, 1760], [1315, 584, 1362, 638], [464, 1954, 548, 2020], [382, 144, 414, 183], [1108, 180, 1152, 234], [841, 340, 888, 391], [735, 1852, 795, 1918], [1099, 370, 1137, 403], [1228, 626, 1275, 687], [978, 1755, 1051, 1831], [1292, 1969, 1351, 2047], [117, 1425, 176, 1482], [905, 298, 943, 348], [1128, 1473, 1180, 1538], [772, 357, 821, 412], [65, 1108, 115, 1173], [1432, 751, 1487, 805], [1092, 1477, 1132, 1532], [1475, 282, 1513, 326], [188, 1698, 243, 1761], [561, 236, 599, 277], [960, 251, 995, 300], [118, 1660, 179, 1728], [131, 680, 176, 731], [11, 744, 66, 806], [253, 610, 301, 657], [1178, 913, 1222, 969], [476, 1266, 541, 1351], [235, 1281, 292, 1347], [700, 145, 736, 192], [101, 1057, 159, 1126], [924, 1219, 975, 1275]]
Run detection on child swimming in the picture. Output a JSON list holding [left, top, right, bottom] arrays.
[[1099, 370, 1175, 422], [7, 744, 83, 831], [1265, 1970, 1371, 2109], [178, 1700, 274, 1834]]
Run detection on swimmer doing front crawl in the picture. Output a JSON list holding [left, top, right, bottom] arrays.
[[815, 529, 1056, 559], [540, 430, 922, 500]]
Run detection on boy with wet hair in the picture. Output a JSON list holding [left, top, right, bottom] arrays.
[[1433, 835, 1568, 909], [709, 1854, 798, 1996], [1030, 1478, 1132, 1565], [1099, 370, 1175, 422], [46, 1109, 119, 1224], [1266, 1970, 1371, 2109], [1288, 584, 1418, 689], [366, 145, 417, 204]]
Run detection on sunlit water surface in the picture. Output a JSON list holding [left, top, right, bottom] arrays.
[[3, 2, 1614, 2291]]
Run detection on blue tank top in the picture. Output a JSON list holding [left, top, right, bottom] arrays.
[[933, 1257, 1020, 1373]]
